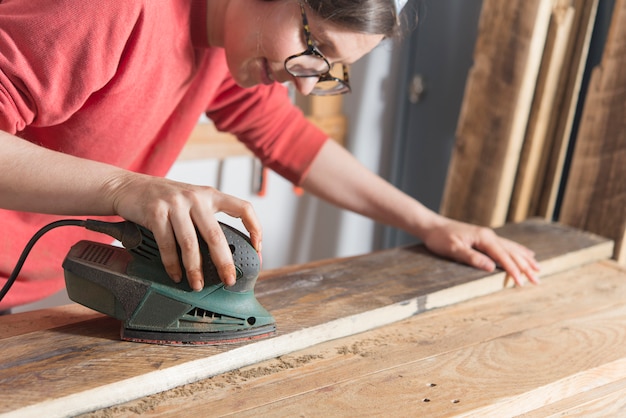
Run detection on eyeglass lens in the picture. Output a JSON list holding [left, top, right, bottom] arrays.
[[314, 78, 349, 94], [285, 54, 330, 77]]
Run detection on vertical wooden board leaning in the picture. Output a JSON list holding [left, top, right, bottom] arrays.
[[508, 0, 575, 222], [533, 0, 599, 219], [440, 0, 552, 227], [559, 0, 626, 265]]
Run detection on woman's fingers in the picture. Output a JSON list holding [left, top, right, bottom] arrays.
[[473, 230, 541, 286], [168, 209, 208, 291], [210, 194, 263, 253], [192, 191, 262, 288], [424, 219, 541, 286], [149, 215, 184, 284], [112, 175, 261, 290]]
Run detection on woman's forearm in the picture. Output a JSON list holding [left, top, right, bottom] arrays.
[[300, 139, 444, 239], [0, 130, 126, 215]]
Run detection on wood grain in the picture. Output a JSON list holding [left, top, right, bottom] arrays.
[[509, 0, 575, 222], [534, 0, 599, 219], [0, 220, 613, 417], [521, 378, 626, 417], [440, 0, 553, 227], [83, 260, 626, 417], [559, 0, 626, 265]]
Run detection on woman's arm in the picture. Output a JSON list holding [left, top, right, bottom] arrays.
[[0, 130, 261, 290], [301, 139, 540, 286]]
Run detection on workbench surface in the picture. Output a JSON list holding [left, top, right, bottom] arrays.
[[1, 220, 624, 417], [89, 260, 626, 417]]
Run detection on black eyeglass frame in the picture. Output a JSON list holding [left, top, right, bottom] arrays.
[[284, 3, 351, 95]]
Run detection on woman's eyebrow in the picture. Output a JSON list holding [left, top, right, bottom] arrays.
[[315, 40, 340, 63], [310, 29, 339, 59]]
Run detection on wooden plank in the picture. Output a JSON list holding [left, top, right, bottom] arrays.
[[521, 378, 626, 417], [440, 0, 553, 227], [0, 220, 613, 417], [559, 0, 626, 265], [534, 0, 599, 219], [0, 304, 100, 339], [509, 0, 575, 222], [86, 260, 626, 417]]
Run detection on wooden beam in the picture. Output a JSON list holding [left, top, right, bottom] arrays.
[[534, 0, 599, 219], [0, 220, 613, 416], [559, 0, 626, 265], [508, 0, 575, 222], [440, 0, 553, 227]]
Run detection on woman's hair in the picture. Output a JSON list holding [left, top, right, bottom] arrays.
[[305, 0, 402, 38], [264, 0, 407, 39]]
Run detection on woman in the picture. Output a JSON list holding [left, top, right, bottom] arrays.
[[0, 0, 539, 310]]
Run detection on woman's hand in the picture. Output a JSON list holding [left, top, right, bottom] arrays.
[[104, 172, 262, 291], [421, 216, 541, 286]]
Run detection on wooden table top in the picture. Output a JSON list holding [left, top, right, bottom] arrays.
[[1, 219, 622, 417], [88, 260, 626, 417]]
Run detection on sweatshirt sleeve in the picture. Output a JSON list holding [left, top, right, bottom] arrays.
[[0, 0, 144, 133], [205, 76, 329, 185]]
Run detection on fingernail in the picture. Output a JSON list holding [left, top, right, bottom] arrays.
[[226, 274, 236, 287], [193, 279, 204, 292], [171, 274, 182, 283]]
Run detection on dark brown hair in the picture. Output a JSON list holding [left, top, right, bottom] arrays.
[[264, 0, 406, 39], [305, 0, 401, 37]]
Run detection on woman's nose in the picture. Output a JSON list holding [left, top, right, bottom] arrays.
[[293, 76, 318, 96]]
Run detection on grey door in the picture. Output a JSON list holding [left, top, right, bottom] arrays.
[[383, 0, 484, 248]]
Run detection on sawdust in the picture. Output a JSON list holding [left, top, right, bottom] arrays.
[[79, 329, 416, 417], [336, 337, 390, 358], [79, 353, 324, 417]]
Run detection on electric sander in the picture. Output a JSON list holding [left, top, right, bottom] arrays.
[[62, 220, 276, 345]]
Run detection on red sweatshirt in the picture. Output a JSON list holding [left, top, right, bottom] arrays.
[[0, 0, 328, 308]]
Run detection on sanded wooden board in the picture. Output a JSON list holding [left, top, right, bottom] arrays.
[[559, 0, 626, 265], [83, 260, 626, 417], [0, 220, 613, 417]]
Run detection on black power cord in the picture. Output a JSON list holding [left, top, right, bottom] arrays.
[[0, 218, 142, 304], [0, 219, 86, 303]]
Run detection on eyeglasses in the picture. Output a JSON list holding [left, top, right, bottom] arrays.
[[284, 3, 351, 96]]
